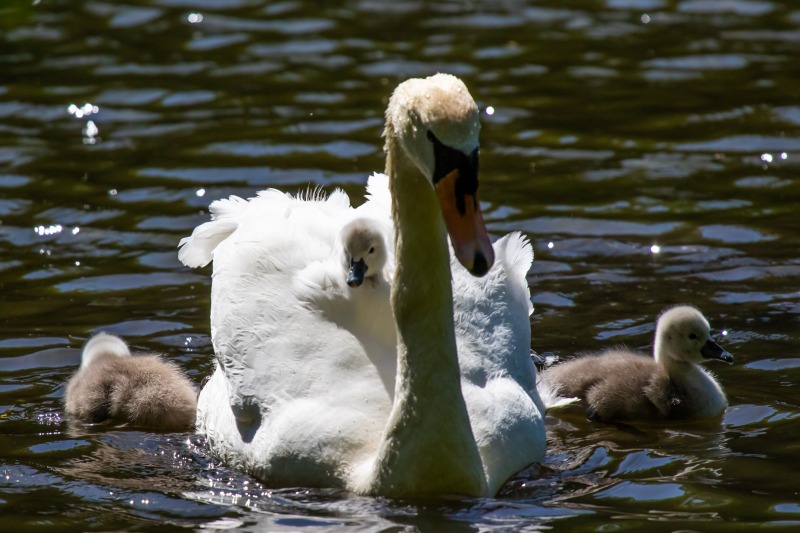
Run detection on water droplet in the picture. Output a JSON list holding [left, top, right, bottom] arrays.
[[196, 188, 206, 197], [641, 14, 651, 24]]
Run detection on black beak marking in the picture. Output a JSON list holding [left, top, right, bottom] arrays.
[[428, 130, 479, 216]]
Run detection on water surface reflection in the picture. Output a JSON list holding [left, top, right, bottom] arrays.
[[1, 0, 799, 530]]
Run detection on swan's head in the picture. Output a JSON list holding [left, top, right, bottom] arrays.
[[654, 306, 733, 366], [81, 332, 131, 369], [341, 218, 388, 288], [386, 73, 494, 277]]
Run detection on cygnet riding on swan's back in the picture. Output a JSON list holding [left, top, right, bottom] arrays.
[[178, 73, 546, 498], [340, 218, 389, 288], [539, 305, 733, 422], [64, 333, 197, 430]]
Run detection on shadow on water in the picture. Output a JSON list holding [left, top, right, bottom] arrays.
[[1, 0, 800, 530]]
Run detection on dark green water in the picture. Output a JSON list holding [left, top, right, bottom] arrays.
[[1, 0, 799, 530]]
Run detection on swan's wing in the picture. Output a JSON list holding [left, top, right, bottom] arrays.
[[452, 232, 546, 492], [183, 188, 394, 448], [178, 194, 250, 268], [452, 231, 535, 387]]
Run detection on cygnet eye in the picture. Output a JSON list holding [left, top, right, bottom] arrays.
[[688, 333, 699, 340], [368, 247, 375, 254]]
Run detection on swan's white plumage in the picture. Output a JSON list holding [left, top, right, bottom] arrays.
[[179, 74, 546, 497], [451, 232, 546, 488]]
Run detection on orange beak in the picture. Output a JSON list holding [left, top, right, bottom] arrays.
[[435, 168, 494, 276]]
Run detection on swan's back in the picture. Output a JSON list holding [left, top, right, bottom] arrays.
[[180, 186, 395, 486]]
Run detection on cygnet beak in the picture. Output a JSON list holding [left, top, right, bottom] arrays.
[[701, 339, 734, 364], [347, 258, 366, 287]]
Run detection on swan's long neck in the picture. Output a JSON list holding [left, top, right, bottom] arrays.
[[367, 136, 486, 498]]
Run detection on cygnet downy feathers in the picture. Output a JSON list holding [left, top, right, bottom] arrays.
[[65, 333, 197, 431], [539, 305, 733, 422]]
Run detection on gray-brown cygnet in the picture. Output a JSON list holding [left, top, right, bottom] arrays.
[[539, 306, 733, 422], [65, 333, 197, 431], [340, 217, 389, 288]]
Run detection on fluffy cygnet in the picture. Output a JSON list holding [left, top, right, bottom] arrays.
[[65, 333, 197, 431], [539, 305, 733, 422], [340, 217, 389, 288]]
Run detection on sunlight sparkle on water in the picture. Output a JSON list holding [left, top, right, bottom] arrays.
[[196, 188, 206, 197], [780, 152, 788, 160], [641, 14, 650, 24], [485, 106, 495, 116], [188, 13, 204, 23], [650, 244, 661, 254], [83, 120, 98, 144], [67, 103, 99, 119], [761, 153, 773, 163], [547, 241, 554, 249], [35, 224, 63, 236]]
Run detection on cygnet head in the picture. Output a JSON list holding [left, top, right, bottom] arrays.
[[80, 332, 131, 369], [341, 218, 388, 288], [385, 73, 494, 277], [654, 306, 733, 366]]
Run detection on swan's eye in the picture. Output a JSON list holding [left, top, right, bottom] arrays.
[[689, 333, 698, 340], [369, 247, 375, 254]]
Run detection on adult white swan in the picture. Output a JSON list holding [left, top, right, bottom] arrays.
[[178, 74, 546, 498]]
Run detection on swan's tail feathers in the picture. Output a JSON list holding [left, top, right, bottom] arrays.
[[494, 231, 534, 315], [178, 195, 247, 268], [536, 378, 579, 412], [496, 231, 533, 280], [81, 332, 131, 369]]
